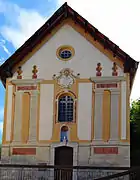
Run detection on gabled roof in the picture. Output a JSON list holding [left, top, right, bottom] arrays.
[[0, 2, 139, 89]]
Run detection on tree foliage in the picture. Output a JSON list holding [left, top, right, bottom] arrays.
[[130, 99, 140, 139], [130, 99, 140, 128], [130, 98, 140, 166]]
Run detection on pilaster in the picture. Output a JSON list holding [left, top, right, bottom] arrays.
[[121, 81, 127, 140], [94, 89, 104, 141], [12, 91, 23, 143], [110, 90, 120, 141], [28, 90, 39, 144]]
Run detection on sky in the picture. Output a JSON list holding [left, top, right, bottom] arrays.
[[0, 0, 140, 141]]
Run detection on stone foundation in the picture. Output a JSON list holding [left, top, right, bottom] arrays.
[[89, 145, 130, 167], [1, 142, 130, 167]]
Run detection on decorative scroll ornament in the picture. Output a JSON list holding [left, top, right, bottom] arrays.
[[96, 63, 102, 76], [53, 68, 80, 88], [17, 66, 23, 79], [112, 62, 118, 76], [32, 65, 38, 79]]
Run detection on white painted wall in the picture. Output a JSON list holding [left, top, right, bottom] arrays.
[[6, 85, 13, 141], [121, 81, 127, 139], [77, 83, 92, 140], [13, 24, 123, 79], [39, 84, 54, 140], [94, 90, 103, 140]]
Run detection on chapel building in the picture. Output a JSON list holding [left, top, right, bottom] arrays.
[[0, 2, 138, 167]]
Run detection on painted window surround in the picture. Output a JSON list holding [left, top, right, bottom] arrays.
[[56, 45, 75, 61], [55, 92, 77, 123]]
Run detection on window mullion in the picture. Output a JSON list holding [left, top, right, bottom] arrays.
[[65, 97, 68, 122]]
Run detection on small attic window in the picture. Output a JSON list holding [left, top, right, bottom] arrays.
[[60, 50, 72, 59], [56, 45, 75, 61]]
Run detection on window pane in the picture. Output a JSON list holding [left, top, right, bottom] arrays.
[[60, 50, 72, 59], [58, 95, 74, 122]]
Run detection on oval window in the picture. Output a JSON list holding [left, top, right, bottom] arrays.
[[59, 50, 72, 59], [56, 46, 75, 61]]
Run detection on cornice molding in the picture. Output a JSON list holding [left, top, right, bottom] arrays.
[[90, 76, 126, 82], [10, 79, 44, 85]]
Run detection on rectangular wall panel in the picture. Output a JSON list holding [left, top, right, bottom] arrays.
[[77, 83, 92, 140], [121, 81, 127, 139], [22, 93, 30, 143], [110, 91, 119, 140], [94, 90, 103, 140], [6, 85, 13, 141], [102, 90, 111, 141], [39, 84, 54, 140]]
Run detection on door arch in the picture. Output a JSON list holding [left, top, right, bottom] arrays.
[[54, 146, 73, 180]]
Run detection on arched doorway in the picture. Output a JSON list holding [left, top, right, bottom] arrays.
[[54, 146, 73, 180]]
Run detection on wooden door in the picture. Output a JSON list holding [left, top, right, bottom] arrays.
[[54, 146, 73, 180]]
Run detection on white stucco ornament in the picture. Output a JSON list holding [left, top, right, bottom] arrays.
[[53, 68, 80, 88]]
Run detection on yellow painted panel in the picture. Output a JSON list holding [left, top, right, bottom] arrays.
[[2, 80, 9, 144], [102, 90, 111, 142], [2, 80, 15, 144], [10, 86, 15, 142], [22, 93, 30, 143]]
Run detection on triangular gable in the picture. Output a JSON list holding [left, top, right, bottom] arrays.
[[0, 2, 138, 89]]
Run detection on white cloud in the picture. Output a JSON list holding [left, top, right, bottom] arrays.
[[0, 108, 4, 133], [0, 121, 3, 132], [0, 57, 5, 65], [1, 45, 11, 56], [0, 107, 4, 119], [0, 1, 47, 49], [0, 39, 11, 56]]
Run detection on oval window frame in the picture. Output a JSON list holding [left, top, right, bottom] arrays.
[[56, 45, 75, 61]]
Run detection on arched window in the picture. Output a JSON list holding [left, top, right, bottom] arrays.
[[58, 95, 74, 122]]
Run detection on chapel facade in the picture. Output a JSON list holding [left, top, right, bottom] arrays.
[[0, 3, 138, 167]]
